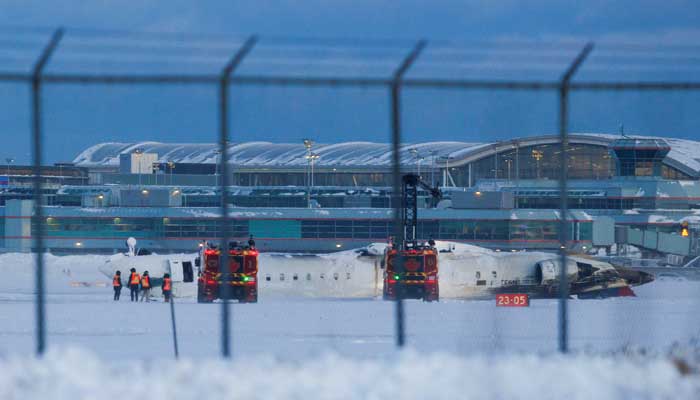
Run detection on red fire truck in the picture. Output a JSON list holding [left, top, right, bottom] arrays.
[[383, 174, 441, 302], [383, 244, 439, 301], [197, 240, 258, 303]]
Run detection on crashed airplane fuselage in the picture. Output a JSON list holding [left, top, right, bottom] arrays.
[[100, 241, 654, 300]]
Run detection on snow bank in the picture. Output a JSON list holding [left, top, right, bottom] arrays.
[[1, 348, 698, 400]]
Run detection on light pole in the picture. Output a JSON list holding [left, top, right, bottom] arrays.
[[303, 139, 314, 207], [408, 148, 424, 177], [532, 149, 543, 179], [303, 139, 313, 185], [152, 162, 160, 186], [5, 157, 13, 181], [133, 148, 143, 187], [213, 149, 221, 186], [305, 153, 320, 208], [167, 161, 175, 186], [505, 158, 513, 181], [440, 156, 455, 188]]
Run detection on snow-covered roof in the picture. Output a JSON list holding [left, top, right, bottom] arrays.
[[72, 133, 700, 177], [73, 141, 486, 169]]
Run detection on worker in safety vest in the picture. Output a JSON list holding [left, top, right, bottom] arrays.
[[128, 268, 141, 302], [162, 273, 172, 302], [140, 271, 152, 302], [112, 270, 122, 301]]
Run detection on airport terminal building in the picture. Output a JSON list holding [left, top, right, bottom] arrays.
[[1, 133, 699, 260]]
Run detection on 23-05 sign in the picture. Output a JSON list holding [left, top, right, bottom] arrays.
[[496, 293, 529, 307]]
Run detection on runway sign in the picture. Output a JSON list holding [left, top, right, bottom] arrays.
[[496, 293, 529, 307]]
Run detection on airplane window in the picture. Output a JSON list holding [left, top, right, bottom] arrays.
[[293, 274, 298, 281], [280, 273, 285, 281], [306, 273, 312, 281], [333, 273, 339, 280], [265, 275, 271, 281], [320, 273, 325, 279], [492, 271, 497, 278], [476, 271, 481, 279], [346, 272, 351, 280]]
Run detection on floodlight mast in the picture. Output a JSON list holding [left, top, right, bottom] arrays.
[[302, 139, 316, 208]]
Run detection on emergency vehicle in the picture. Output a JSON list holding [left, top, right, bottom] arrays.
[[383, 243, 439, 301], [197, 239, 259, 303], [382, 174, 441, 302]]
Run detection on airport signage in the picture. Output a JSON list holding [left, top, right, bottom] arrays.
[[496, 293, 529, 307]]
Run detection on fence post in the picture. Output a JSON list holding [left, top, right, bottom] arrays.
[[218, 35, 257, 358], [558, 42, 593, 353], [170, 297, 180, 359], [390, 40, 427, 348], [31, 28, 63, 357]]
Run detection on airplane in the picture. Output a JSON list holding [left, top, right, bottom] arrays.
[[98, 237, 198, 298], [99, 238, 654, 300]]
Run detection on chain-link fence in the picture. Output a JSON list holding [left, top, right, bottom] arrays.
[[1, 27, 699, 360]]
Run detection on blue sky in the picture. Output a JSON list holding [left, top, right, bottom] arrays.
[[1, 1, 699, 164]]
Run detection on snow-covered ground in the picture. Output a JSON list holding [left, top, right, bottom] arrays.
[[1, 252, 700, 398], [2, 347, 699, 400]]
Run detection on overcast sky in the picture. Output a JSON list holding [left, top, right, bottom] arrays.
[[1, 1, 699, 164]]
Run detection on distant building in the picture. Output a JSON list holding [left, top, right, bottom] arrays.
[[1, 133, 699, 259]]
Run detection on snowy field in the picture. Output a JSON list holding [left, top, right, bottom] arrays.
[[1, 253, 700, 399]]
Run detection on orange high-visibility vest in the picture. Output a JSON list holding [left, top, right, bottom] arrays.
[[141, 276, 151, 289], [130, 273, 140, 285], [163, 277, 172, 291], [113, 275, 121, 287]]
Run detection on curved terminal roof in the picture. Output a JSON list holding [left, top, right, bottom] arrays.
[[73, 133, 700, 177], [74, 141, 488, 169]]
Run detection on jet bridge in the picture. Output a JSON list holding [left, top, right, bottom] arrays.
[[615, 224, 699, 264]]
